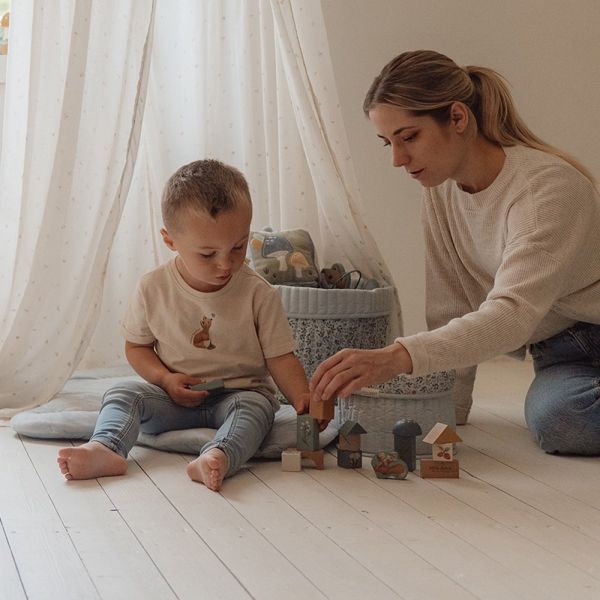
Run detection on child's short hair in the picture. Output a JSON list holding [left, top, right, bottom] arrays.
[[161, 159, 251, 230]]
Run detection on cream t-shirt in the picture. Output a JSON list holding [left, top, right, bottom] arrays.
[[399, 145, 600, 376], [121, 261, 296, 405]]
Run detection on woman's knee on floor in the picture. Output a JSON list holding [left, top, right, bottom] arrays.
[[525, 386, 600, 455]]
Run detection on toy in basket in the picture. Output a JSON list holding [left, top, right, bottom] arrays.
[[248, 228, 454, 451], [248, 227, 396, 383]]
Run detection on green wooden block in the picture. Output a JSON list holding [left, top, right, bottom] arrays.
[[190, 379, 225, 393], [297, 414, 319, 451]]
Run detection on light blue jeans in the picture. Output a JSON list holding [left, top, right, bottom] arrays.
[[526, 322, 600, 455], [90, 381, 275, 478]]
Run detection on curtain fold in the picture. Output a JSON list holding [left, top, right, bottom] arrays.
[[83, 0, 401, 371], [0, 1, 155, 416]]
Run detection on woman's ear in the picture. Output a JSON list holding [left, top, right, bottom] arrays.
[[160, 228, 176, 251], [449, 102, 469, 133]]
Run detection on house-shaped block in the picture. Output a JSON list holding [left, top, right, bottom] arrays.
[[338, 420, 366, 452], [422, 422, 462, 461]]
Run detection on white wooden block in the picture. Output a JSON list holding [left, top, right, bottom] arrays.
[[281, 448, 302, 472]]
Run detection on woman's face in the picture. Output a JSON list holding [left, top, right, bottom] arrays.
[[368, 103, 468, 188]]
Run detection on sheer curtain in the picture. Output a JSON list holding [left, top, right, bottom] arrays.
[[82, 0, 402, 370], [0, 1, 155, 416], [1, 0, 401, 415]]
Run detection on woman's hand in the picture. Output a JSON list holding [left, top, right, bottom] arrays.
[[161, 372, 209, 407], [310, 343, 412, 401]]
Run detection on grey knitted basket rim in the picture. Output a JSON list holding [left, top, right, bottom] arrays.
[[350, 389, 453, 401], [276, 285, 394, 319]]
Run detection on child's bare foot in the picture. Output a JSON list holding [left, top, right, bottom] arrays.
[[186, 448, 229, 491], [57, 441, 128, 480]]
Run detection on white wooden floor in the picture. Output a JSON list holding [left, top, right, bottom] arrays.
[[1, 357, 600, 600]]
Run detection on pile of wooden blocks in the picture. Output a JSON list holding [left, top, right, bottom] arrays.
[[281, 397, 336, 472], [281, 398, 462, 480]]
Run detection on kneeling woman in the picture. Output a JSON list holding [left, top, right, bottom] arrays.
[[311, 50, 600, 455]]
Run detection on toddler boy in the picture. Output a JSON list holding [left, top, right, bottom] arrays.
[[58, 159, 312, 491]]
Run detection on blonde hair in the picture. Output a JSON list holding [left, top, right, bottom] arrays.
[[161, 159, 251, 231], [364, 50, 594, 182]]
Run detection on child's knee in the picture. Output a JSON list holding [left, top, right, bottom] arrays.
[[246, 393, 276, 426], [101, 380, 157, 406]]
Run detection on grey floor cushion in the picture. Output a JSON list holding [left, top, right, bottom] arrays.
[[10, 369, 339, 459]]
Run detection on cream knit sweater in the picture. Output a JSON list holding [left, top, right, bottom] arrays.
[[398, 145, 600, 378]]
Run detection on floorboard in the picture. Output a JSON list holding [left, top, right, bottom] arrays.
[[1, 357, 599, 600]]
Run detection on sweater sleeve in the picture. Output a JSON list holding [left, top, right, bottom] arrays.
[[408, 187, 478, 418], [399, 165, 598, 376], [418, 187, 478, 332]]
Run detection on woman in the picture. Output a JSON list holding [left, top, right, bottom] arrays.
[[310, 50, 600, 455]]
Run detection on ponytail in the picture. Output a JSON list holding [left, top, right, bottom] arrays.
[[466, 66, 595, 181]]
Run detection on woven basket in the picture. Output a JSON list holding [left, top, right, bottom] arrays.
[[276, 285, 395, 379], [337, 372, 456, 456]]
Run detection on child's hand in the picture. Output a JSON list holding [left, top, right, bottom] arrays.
[[292, 392, 310, 415], [162, 373, 209, 407]]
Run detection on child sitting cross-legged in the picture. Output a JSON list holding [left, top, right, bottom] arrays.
[[57, 159, 316, 491]]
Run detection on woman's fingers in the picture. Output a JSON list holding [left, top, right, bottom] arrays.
[[310, 351, 345, 392], [311, 344, 410, 401], [312, 349, 363, 401]]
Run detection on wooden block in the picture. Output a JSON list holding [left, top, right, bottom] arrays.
[[337, 448, 362, 469], [338, 434, 361, 452], [419, 458, 459, 479], [281, 448, 302, 472], [190, 379, 225, 393], [301, 449, 325, 470], [371, 451, 408, 480], [309, 398, 335, 421], [297, 414, 319, 451]]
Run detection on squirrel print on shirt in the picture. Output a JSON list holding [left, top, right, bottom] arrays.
[[192, 315, 216, 350]]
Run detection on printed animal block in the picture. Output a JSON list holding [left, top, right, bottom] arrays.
[[371, 451, 408, 480], [281, 448, 302, 472], [337, 448, 362, 469], [297, 414, 319, 451], [301, 449, 325, 470], [420, 459, 459, 479]]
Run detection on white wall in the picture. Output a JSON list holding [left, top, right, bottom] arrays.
[[0, 55, 6, 146], [321, 0, 600, 334]]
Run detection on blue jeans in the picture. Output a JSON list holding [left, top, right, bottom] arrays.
[[526, 322, 600, 455], [90, 381, 275, 478]]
